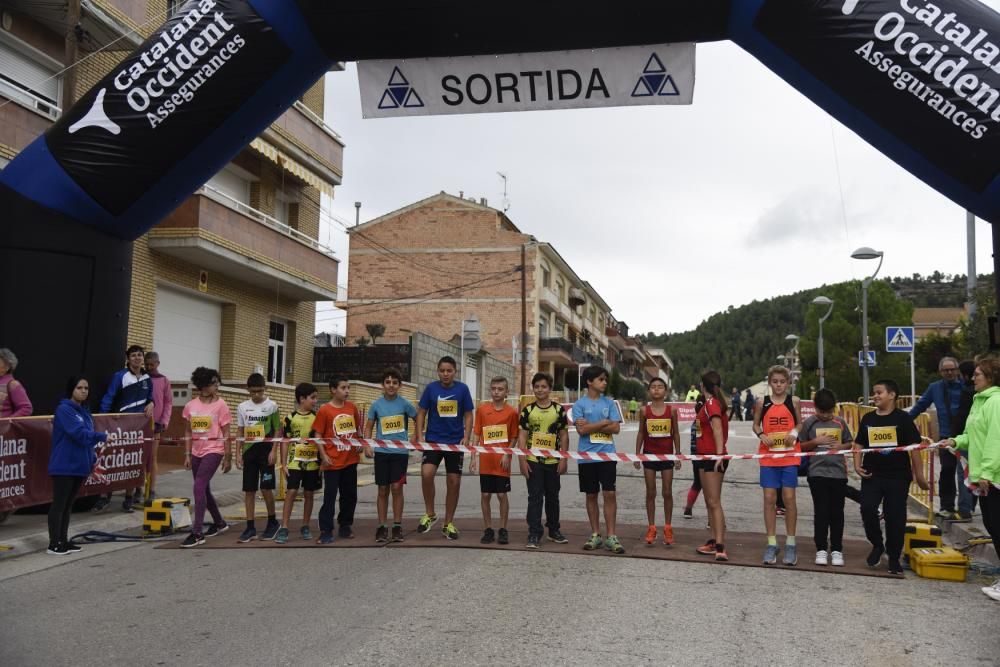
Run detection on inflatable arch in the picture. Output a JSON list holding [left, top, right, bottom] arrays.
[[3, 0, 999, 407]]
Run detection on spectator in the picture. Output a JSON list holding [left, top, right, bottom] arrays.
[[144, 351, 172, 503], [47, 376, 107, 555], [744, 389, 755, 421], [729, 387, 742, 421], [684, 385, 700, 402], [94, 344, 153, 513], [909, 356, 969, 520], [0, 348, 33, 417]]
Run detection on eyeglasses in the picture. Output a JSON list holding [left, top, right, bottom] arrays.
[[940, 367, 958, 372]]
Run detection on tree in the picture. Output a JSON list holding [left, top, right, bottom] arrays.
[[354, 336, 369, 348], [365, 322, 386, 346], [956, 282, 994, 358], [608, 367, 624, 399]]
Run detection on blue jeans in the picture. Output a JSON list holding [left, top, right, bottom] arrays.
[[956, 451, 976, 515]]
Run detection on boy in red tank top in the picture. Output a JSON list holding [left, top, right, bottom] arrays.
[[634, 378, 681, 545], [752, 365, 803, 566]]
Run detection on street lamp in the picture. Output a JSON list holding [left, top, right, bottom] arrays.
[[811, 296, 834, 389], [785, 334, 800, 395], [851, 246, 884, 405]]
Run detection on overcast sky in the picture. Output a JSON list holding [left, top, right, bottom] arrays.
[[316, 7, 1000, 337]]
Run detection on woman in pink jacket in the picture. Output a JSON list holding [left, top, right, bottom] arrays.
[[0, 348, 32, 418]]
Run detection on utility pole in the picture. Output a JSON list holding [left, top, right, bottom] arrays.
[[63, 0, 81, 111], [520, 243, 527, 396], [967, 210, 977, 318]]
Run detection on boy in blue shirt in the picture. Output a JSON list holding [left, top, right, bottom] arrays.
[[574, 365, 624, 554], [416, 356, 474, 540], [363, 367, 418, 543]]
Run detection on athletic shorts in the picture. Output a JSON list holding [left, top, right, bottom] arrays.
[[760, 465, 798, 489], [286, 468, 322, 492], [422, 449, 464, 475], [693, 459, 729, 475], [374, 453, 408, 486], [242, 442, 276, 492], [579, 461, 617, 493], [642, 460, 676, 472], [480, 474, 511, 494]]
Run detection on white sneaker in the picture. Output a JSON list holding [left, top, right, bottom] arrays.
[[831, 551, 845, 567], [815, 550, 829, 566], [982, 586, 1000, 602]]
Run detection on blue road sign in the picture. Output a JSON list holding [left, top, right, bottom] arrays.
[[885, 326, 915, 353], [858, 350, 876, 367]]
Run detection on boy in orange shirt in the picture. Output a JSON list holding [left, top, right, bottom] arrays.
[[470, 377, 519, 545], [312, 375, 362, 544]]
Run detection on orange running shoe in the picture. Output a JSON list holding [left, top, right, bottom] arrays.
[[663, 524, 674, 546], [715, 546, 729, 561], [696, 539, 716, 555], [644, 525, 657, 545]]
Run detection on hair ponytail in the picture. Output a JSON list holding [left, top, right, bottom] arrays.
[[701, 370, 728, 414]]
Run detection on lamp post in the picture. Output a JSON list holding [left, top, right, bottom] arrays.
[[811, 296, 834, 389], [785, 334, 800, 396], [851, 247, 884, 405]]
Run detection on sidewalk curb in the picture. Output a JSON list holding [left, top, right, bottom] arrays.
[[936, 516, 998, 566]]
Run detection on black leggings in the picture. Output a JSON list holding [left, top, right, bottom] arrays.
[[981, 486, 1000, 559], [48, 475, 85, 548]]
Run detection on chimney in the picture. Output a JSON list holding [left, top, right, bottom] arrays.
[[459, 190, 464, 199], [480, 197, 487, 206]]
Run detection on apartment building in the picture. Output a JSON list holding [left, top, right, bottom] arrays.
[[339, 192, 614, 395], [0, 2, 342, 411]]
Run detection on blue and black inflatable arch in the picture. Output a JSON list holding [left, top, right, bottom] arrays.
[[3, 0, 1000, 409]]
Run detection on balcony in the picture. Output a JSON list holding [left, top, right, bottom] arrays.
[[260, 102, 344, 188], [539, 338, 604, 367], [3, 0, 142, 51], [147, 186, 339, 301]]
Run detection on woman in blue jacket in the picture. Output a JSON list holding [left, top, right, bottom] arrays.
[[47, 376, 107, 555]]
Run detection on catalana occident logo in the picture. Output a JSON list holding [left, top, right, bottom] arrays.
[[70, 0, 245, 133], [376, 66, 425, 110]]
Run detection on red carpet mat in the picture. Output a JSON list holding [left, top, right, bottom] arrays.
[[156, 517, 901, 578]]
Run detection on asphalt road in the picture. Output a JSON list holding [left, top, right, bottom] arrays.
[[1, 420, 997, 666]]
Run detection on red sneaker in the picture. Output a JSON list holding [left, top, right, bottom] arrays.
[[644, 525, 657, 545], [696, 539, 716, 555], [663, 525, 674, 546]]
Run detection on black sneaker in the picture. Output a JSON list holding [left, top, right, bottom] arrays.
[[866, 545, 885, 568], [180, 533, 205, 548], [375, 525, 389, 543], [91, 497, 110, 513], [391, 525, 404, 542], [547, 530, 569, 544], [481, 528, 495, 544], [205, 523, 229, 538], [526, 535, 541, 549], [497, 528, 509, 545], [888, 558, 905, 576], [683, 507, 693, 519], [64, 542, 82, 553], [121, 496, 135, 513], [46, 544, 69, 555], [261, 519, 280, 541]]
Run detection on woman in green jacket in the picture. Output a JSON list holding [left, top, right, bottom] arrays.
[[945, 357, 1000, 602]]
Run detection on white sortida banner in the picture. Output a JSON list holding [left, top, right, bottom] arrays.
[[357, 43, 695, 118]]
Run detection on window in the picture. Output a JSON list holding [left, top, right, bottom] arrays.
[[538, 318, 548, 339], [556, 319, 566, 338], [555, 278, 565, 302], [541, 264, 551, 289], [0, 156, 8, 170], [0, 33, 61, 119], [167, 0, 182, 17], [206, 164, 251, 205], [267, 320, 287, 383], [274, 191, 299, 227], [589, 305, 596, 324]]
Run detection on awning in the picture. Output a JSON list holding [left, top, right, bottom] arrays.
[[249, 138, 335, 197]]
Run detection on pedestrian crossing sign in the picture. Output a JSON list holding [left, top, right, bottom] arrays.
[[886, 326, 914, 353]]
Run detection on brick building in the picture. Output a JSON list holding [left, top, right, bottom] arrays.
[[0, 2, 342, 409], [339, 192, 615, 395]]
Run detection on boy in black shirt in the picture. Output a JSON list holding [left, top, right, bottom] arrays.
[[853, 379, 929, 575]]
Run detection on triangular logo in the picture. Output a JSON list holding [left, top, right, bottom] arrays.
[[888, 329, 912, 348], [378, 66, 423, 111], [387, 66, 409, 86], [643, 53, 666, 74], [632, 53, 681, 98]]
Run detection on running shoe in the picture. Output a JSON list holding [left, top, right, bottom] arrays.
[[180, 533, 205, 548], [238, 527, 257, 543], [783, 544, 798, 566], [866, 545, 885, 568], [644, 525, 657, 545], [317, 532, 335, 545], [338, 526, 355, 539], [64, 542, 82, 553], [261, 520, 280, 541], [91, 497, 110, 513], [696, 539, 717, 555], [391, 525, 404, 542], [375, 525, 389, 543], [682, 507, 693, 519], [776, 507, 786, 517], [480, 527, 495, 544], [274, 527, 289, 544], [442, 522, 459, 540], [983, 586, 1000, 602], [763, 544, 779, 565], [887, 558, 904, 576], [715, 546, 729, 561], [497, 528, 509, 545], [605, 535, 626, 554], [547, 530, 568, 544], [205, 523, 229, 538], [583, 533, 603, 551], [46, 545, 69, 555], [121, 496, 135, 513], [953, 512, 973, 523], [831, 551, 845, 567], [935, 508, 954, 518], [300, 525, 312, 541], [526, 535, 540, 549], [815, 549, 829, 566], [662, 525, 674, 546], [417, 514, 438, 533]]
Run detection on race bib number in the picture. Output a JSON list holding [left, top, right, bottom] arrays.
[[482, 424, 508, 445], [190, 415, 211, 433], [437, 399, 458, 417], [531, 432, 557, 449], [590, 432, 613, 445], [333, 413, 357, 436], [768, 431, 791, 452], [244, 424, 265, 441], [380, 415, 406, 436], [868, 425, 898, 448], [647, 418, 672, 438], [816, 427, 841, 445], [293, 442, 318, 462]]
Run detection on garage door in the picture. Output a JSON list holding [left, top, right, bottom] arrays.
[[153, 286, 222, 380]]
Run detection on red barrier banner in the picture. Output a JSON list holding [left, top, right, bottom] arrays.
[[0, 414, 152, 512]]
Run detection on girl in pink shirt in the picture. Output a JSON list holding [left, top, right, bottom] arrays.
[[180, 367, 232, 547]]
